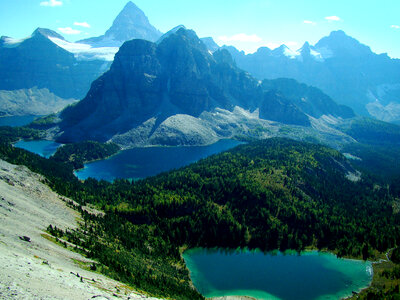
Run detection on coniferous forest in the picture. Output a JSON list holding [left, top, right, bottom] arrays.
[[1, 128, 400, 299]]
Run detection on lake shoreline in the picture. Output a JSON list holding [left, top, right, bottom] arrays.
[[183, 247, 373, 300]]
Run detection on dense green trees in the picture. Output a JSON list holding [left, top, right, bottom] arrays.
[[51, 141, 120, 169], [0, 132, 399, 299]]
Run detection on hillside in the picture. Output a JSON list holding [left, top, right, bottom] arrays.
[[1, 136, 400, 292], [0, 159, 162, 299]]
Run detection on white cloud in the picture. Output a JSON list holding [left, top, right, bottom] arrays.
[[325, 16, 341, 21], [391, 25, 400, 29], [218, 33, 262, 43], [286, 41, 299, 47], [74, 22, 91, 28], [40, 0, 63, 7], [58, 27, 81, 35], [303, 20, 316, 25]]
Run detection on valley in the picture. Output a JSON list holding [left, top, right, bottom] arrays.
[[1, 1, 400, 299]]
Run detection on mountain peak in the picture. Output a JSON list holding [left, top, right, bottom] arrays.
[[329, 30, 347, 37], [104, 1, 161, 42], [156, 25, 187, 44], [123, 1, 139, 10], [299, 42, 311, 56], [78, 2, 162, 47], [255, 46, 272, 55], [271, 44, 289, 56], [315, 30, 373, 57], [157, 26, 209, 56], [32, 28, 65, 41]]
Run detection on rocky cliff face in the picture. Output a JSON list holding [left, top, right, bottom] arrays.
[[78, 1, 162, 47], [224, 30, 400, 122], [57, 27, 355, 146]]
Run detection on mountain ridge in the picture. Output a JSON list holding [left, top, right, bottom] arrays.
[[223, 30, 400, 123], [55, 27, 356, 148]]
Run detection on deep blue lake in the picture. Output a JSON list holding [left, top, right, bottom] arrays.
[[0, 115, 39, 127], [14, 140, 62, 158], [183, 248, 372, 300], [75, 139, 242, 181]]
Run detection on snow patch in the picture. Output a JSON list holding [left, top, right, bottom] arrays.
[[49, 37, 118, 61], [1, 37, 29, 48], [310, 49, 324, 62], [314, 46, 333, 59], [283, 47, 300, 59]]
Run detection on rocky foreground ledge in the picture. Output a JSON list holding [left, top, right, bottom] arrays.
[[0, 159, 161, 300]]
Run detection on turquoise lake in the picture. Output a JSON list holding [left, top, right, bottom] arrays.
[[14, 140, 62, 158], [183, 248, 373, 300], [75, 139, 242, 181], [0, 115, 39, 127]]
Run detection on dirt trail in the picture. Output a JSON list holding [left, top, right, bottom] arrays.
[[0, 159, 161, 300]]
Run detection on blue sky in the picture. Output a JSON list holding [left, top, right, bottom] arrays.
[[1, 0, 400, 57]]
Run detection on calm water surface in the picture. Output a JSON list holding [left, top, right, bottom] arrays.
[[183, 248, 372, 300], [14, 140, 61, 158], [0, 115, 39, 127], [75, 139, 242, 181]]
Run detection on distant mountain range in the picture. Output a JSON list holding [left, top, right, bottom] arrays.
[[0, 1, 161, 117], [1, 0, 399, 150], [51, 27, 362, 148], [222, 30, 400, 124]]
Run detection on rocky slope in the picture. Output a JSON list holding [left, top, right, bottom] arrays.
[[224, 30, 400, 123], [0, 159, 162, 299], [78, 1, 162, 47], [55, 27, 355, 147]]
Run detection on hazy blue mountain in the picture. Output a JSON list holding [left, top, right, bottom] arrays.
[[224, 30, 400, 123], [260, 78, 354, 126], [0, 28, 111, 116], [78, 1, 162, 47], [201, 37, 220, 52], [56, 27, 355, 147]]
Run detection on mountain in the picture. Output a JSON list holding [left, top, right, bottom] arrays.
[[78, 1, 162, 47], [0, 28, 111, 116], [54, 27, 355, 148], [201, 37, 220, 52], [224, 30, 400, 123]]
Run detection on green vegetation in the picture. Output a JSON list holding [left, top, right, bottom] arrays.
[[342, 117, 400, 145], [351, 261, 400, 300], [392, 248, 400, 264], [341, 143, 400, 180], [0, 130, 399, 298], [0, 126, 43, 144], [51, 141, 120, 169], [29, 114, 59, 129], [349, 248, 400, 299]]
